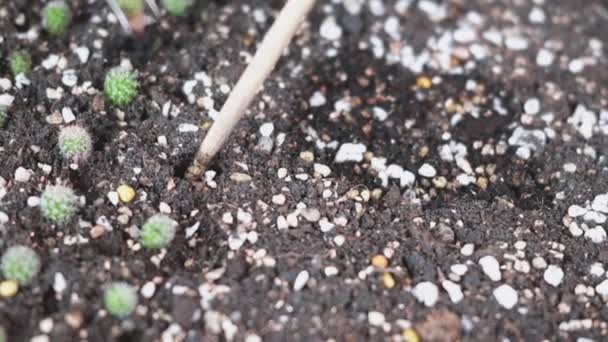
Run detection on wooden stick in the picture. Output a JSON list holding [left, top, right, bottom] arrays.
[[186, 0, 318, 181]]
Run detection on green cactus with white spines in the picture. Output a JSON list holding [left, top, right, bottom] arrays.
[[139, 214, 178, 249], [104, 282, 138, 318], [1, 245, 41, 285], [117, 0, 144, 17], [162, 0, 194, 16], [9, 51, 32, 77], [0, 110, 7, 129], [104, 67, 139, 107], [43, 1, 72, 36], [40, 185, 79, 224], [58, 125, 93, 162]]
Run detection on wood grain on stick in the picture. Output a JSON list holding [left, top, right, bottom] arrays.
[[186, 0, 317, 181]]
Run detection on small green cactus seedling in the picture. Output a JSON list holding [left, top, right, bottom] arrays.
[[140, 214, 178, 249], [117, 0, 144, 17], [43, 1, 72, 36], [104, 282, 138, 318], [58, 125, 92, 162], [40, 185, 79, 224], [0, 110, 7, 129], [1, 245, 40, 285], [104, 68, 139, 107], [9, 51, 32, 77], [162, 0, 194, 16]]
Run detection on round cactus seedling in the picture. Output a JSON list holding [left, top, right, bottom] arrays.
[[0, 110, 7, 129], [140, 214, 178, 249], [40, 185, 79, 224], [43, 1, 71, 36], [58, 125, 92, 163], [104, 282, 138, 318], [8, 51, 32, 77], [162, 0, 194, 16], [104, 68, 139, 107], [117, 0, 144, 17], [1, 245, 40, 285]]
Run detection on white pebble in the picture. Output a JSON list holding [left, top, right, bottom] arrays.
[[584, 226, 607, 244], [324, 266, 339, 277], [27, 196, 40, 207], [61, 107, 76, 123], [595, 279, 608, 298], [159, 202, 172, 214], [53, 272, 67, 293], [505, 36, 529, 50], [543, 265, 564, 287], [412, 281, 439, 307], [320, 17, 342, 41], [74, 46, 90, 64], [259, 122, 274, 137], [107, 191, 119, 206], [335, 143, 367, 163], [14, 167, 32, 182], [0, 93, 15, 107], [0, 78, 12, 91], [529, 7, 545, 23], [178, 123, 199, 133], [293, 270, 310, 291], [373, 107, 389, 121], [569, 58, 585, 73], [536, 49, 554, 67], [42, 54, 59, 70], [460, 243, 474, 256], [418, 163, 437, 178], [493, 284, 518, 309], [368, 311, 385, 327], [451, 264, 468, 276], [441, 280, 463, 303], [309, 91, 326, 107], [272, 194, 286, 205], [524, 98, 541, 115], [589, 263, 605, 277], [591, 194, 608, 213], [479, 255, 501, 281], [140, 281, 156, 298], [314, 163, 331, 177]]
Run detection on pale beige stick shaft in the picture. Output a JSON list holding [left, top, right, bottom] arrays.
[[186, 0, 317, 181]]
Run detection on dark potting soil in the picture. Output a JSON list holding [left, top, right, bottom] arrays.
[[1, 0, 608, 341]]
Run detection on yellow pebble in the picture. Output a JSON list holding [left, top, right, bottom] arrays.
[[200, 122, 212, 130], [403, 328, 420, 342], [0, 280, 19, 298], [371, 254, 389, 269], [382, 272, 396, 289], [117, 185, 136, 203], [416, 76, 432, 89]]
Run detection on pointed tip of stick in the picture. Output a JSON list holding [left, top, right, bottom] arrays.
[[185, 155, 211, 182]]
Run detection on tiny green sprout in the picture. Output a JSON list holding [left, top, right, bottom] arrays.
[[40, 185, 79, 224], [1, 245, 41, 285], [140, 214, 178, 249], [104, 67, 139, 107], [58, 125, 92, 163], [162, 0, 194, 16], [0, 110, 7, 129], [43, 1, 71, 36], [9, 51, 32, 77], [104, 282, 138, 318], [117, 0, 144, 17]]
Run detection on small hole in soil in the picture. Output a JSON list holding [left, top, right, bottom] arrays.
[[173, 154, 194, 178], [172, 153, 223, 179], [42, 286, 59, 315]]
